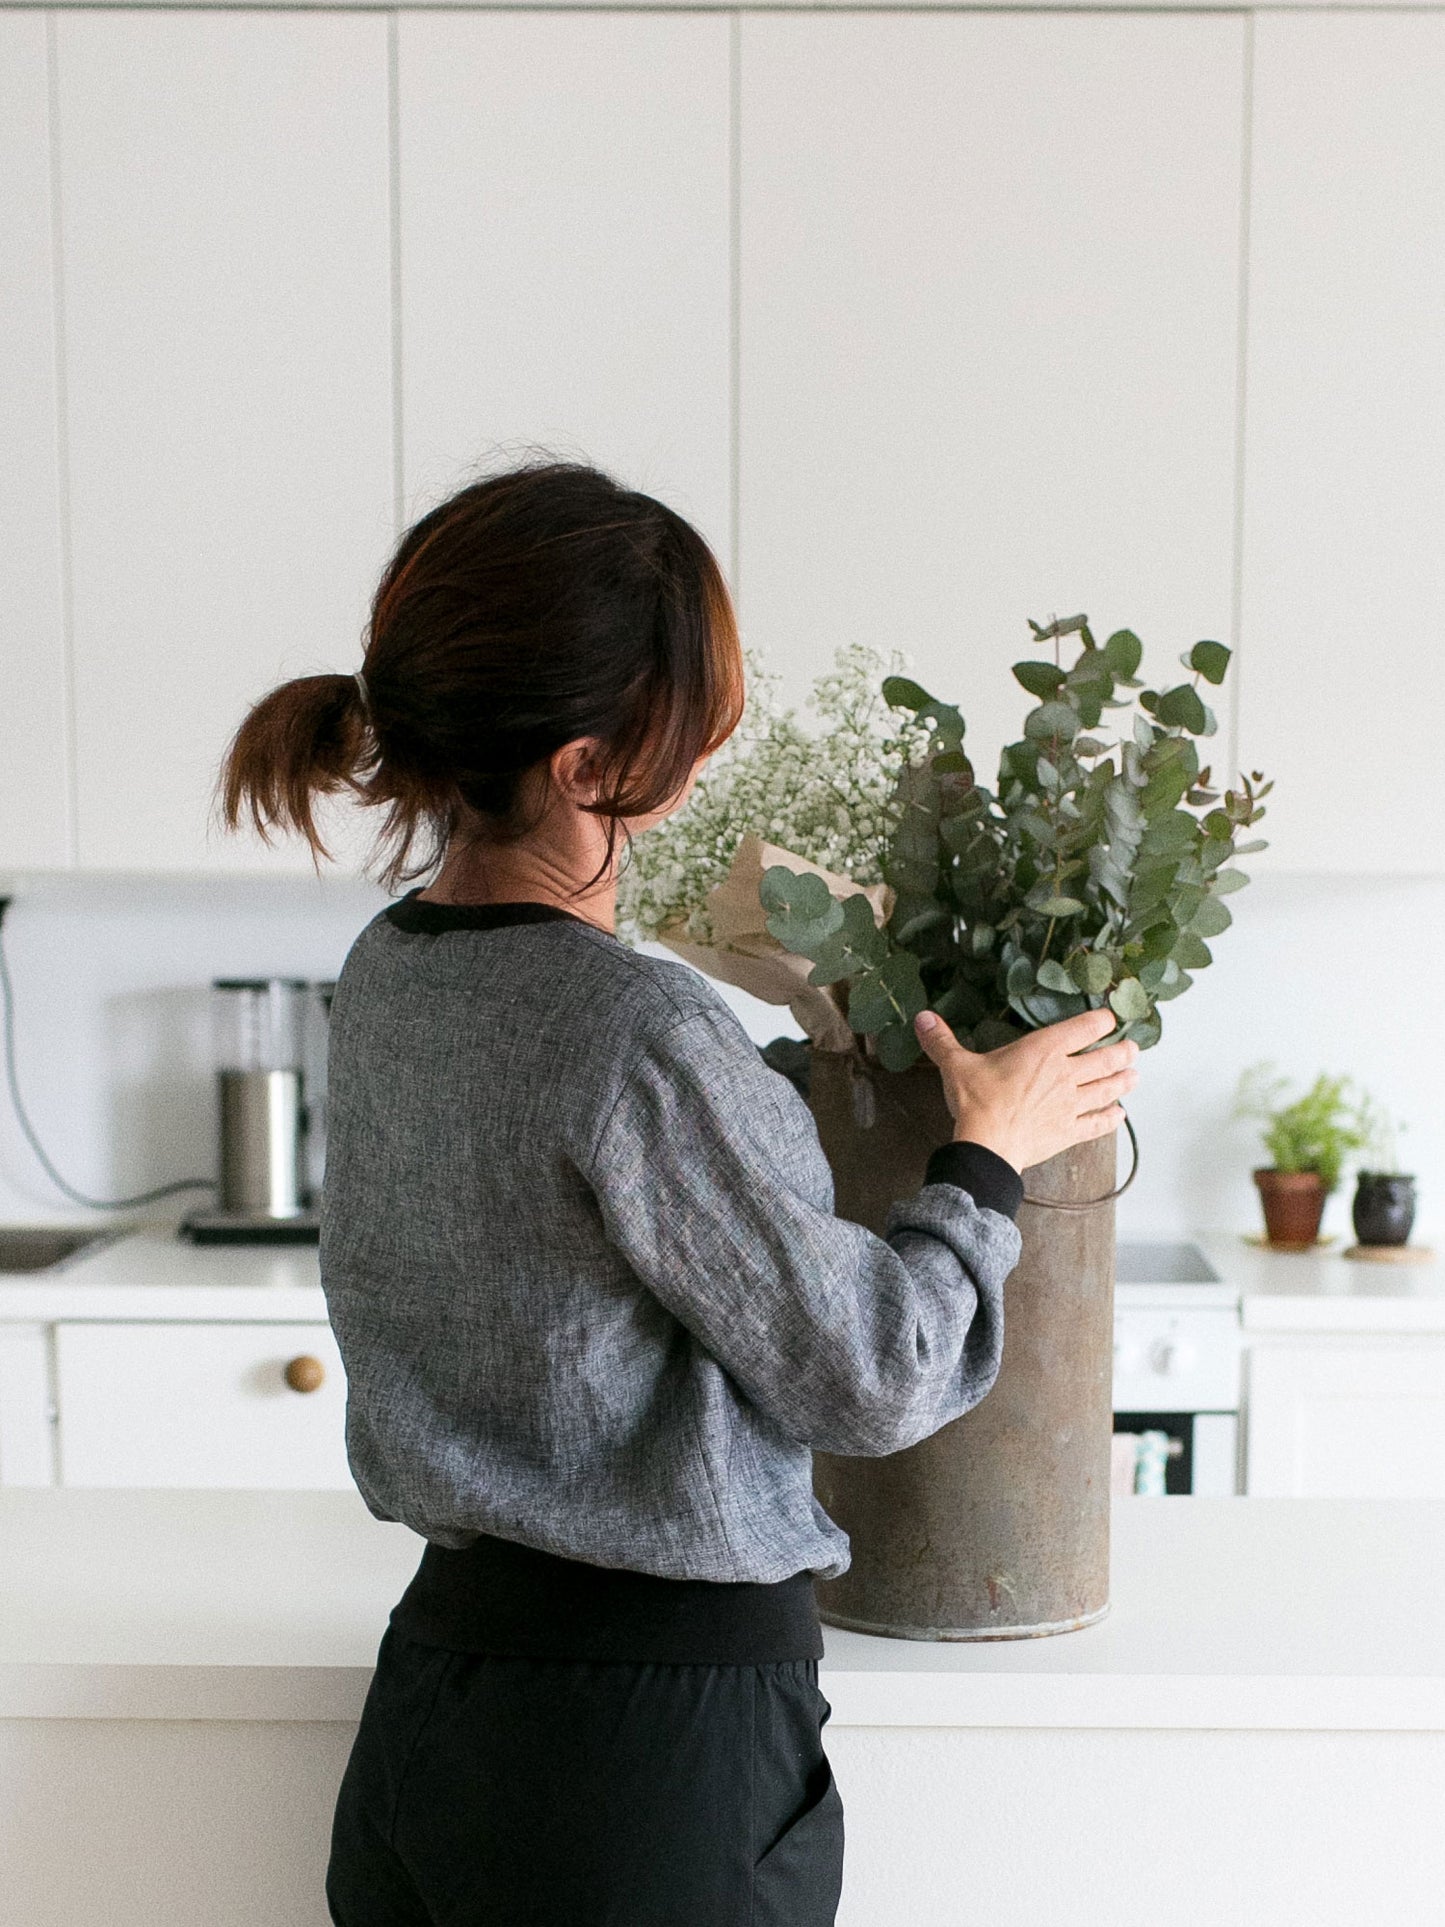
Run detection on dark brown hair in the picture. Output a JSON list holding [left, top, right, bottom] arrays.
[[215, 457, 744, 897]]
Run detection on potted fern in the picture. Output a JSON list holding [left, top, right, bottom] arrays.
[[1235, 1067, 1368, 1249]]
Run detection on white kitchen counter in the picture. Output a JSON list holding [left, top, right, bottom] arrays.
[[3, 1487, 1442, 1731], [1198, 1229, 1445, 1332], [0, 1222, 323, 1321], [12, 1222, 1445, 1334]]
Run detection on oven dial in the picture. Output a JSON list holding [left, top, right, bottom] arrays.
[[1148, 1338, 1197, 1377]]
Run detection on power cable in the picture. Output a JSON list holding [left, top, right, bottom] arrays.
[[0, 895, 217, 1210]]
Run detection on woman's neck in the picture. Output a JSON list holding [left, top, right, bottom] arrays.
[[418, 837, 617, 935]]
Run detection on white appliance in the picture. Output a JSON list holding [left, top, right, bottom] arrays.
[[1113, 1241, 1242, 1495]]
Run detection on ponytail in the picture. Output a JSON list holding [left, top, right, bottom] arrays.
[[215, 670, 373, 867], [213, 456, 744, 894]]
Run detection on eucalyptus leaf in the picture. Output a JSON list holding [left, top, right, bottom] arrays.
[[759, 867, 846, 954], [1036, 959, 1077, 992], [1109, 977, 1151, 1023], [1024, 701, 1081, 743], [1152, 967, 1193, 1002], [1189, 894, 1234, 938], [1153, 684, 1209, 733], [806, 892, 890, 983], [847, 951, 927, 1033], [1103, 629, 1144, 679], [1013, 660, 1067, 698], [881, 676, 934, 712], [1071, 951, 1115, 994], [1121, 1013, 1163, 1049], [1005, 955, 1036, 997], [873, 1020, 923, 1072], [1187, 639, 1231, 685]]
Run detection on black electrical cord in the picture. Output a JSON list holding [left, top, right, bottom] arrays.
[[0, 896, 217, 1210]]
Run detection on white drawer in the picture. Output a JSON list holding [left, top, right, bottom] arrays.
[[54, 1322, 353, 1489]]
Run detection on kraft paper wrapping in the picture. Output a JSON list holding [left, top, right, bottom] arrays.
[[658, 833, 893, 1055]]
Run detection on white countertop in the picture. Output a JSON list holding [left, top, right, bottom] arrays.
[[0, 1223, 323, 1320], [1196, 1230, 1445, 1333], [3, 1488, 1441, 1732], [7, 1223, 1445, 1332]]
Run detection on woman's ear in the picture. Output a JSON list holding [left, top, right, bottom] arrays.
[[549, 737, 607, 807]]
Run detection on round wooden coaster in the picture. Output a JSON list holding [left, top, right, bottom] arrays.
[[1243, 1233, 1338, 1251], [1341, 1243, 1435, 1265]]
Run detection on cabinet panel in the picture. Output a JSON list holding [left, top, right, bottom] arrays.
[[0, 15, 70, 871], [54, 13, 395, 873], [56, 1322, 352, 1489], [0, 1324, 55, 1487], [398, 12, 732, 568], [739, 15, 1245, 782], [1240, 16, 1445, 872], [1246, 1343, 1445, 1497]]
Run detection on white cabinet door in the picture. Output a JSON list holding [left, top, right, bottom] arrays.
[[397, 12, 732, 571], [739, 14, 1246, 782], [0, 15, 71, 872], [1246, 1342, 1445, 1497], [0, 1324, 55, 1487], [54, 13, 395, 874], [55, 1322, 353, 1489], [1240, 16, 1445, 873]]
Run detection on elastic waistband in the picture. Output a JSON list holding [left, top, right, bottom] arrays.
[[388, 1531, 824, 1664]]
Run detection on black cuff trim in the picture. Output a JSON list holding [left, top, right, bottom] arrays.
[[923, 1140, 1025, 1221]]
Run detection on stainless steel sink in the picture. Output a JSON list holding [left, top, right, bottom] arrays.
[[0, 1227, 116, 1273]]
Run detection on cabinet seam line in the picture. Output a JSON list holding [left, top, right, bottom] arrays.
[[729, 9, 741, 602], [1228, 10, 1254, 785], [45, 14, 79, 870], [387, 11, 405, 541]]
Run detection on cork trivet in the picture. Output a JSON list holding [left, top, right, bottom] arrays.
[[1342, 1243, 1435, 1265]]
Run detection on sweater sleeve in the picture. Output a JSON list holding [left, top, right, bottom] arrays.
[[584, 1003, 1022, 1458]]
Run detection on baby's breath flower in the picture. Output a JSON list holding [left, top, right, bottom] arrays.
[[616, 644, 930, 944]]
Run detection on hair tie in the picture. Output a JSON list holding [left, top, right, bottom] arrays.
[[352, 669, 370, 713]]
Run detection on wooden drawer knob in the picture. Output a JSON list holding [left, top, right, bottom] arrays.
[[284, 1354, 326, 1394]]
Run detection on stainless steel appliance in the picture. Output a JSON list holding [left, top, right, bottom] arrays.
[[1113, 1241, 1242, 1494], [179, 978, 327, 1244]]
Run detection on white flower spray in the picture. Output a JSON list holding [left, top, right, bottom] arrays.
[[616, 643, 930, 945]]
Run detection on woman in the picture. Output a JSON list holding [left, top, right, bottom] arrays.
[[218, 457, 1137, 1927]]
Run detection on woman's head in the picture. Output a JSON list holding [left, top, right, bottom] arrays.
[[216, 457, 744, 896]]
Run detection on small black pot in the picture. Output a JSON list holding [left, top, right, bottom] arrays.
[[1351, 1172, 1416, 1247]]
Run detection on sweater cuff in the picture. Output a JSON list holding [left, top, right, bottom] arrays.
[[923, 1140, 1025, 1221]]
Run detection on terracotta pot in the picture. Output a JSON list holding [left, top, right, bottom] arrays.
[[1352, 1173, 1416, 1247], [806, 1049, 1116, 1641], [1253, 1168, 1327, 1248]]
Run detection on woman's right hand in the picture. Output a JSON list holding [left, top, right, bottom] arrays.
[[912, 1005, 1139, 1176]]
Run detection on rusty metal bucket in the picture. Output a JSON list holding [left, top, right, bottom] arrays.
[[808, 1049, 1116, 1640]]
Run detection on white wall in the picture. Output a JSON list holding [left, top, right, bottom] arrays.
[[1, 870, 1436, 1245], [0, 876, 388, 1226]]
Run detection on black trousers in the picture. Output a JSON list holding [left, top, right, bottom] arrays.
[[327, 1625, 846, 1926]]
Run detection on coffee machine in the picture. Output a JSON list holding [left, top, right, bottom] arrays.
[[179, 977, 332, 1244]]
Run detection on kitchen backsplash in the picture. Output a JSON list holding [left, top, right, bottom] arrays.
[[0, 870, 1437, 1244]]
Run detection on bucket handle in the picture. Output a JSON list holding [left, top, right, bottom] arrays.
[[848, 1054, 1139, 1211], [1022, 1112, 1139, 1212]]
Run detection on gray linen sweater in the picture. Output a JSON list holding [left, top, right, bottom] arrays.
[[318, 895, 1022, 1584]]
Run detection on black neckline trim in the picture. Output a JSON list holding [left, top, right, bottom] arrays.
[[384, 888, 611, 937]]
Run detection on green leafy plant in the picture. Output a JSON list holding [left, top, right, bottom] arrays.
[[1235, 1066, 1368, 1194], [760, 614, 1271, 1071], [1348, 1090, 1410, 1179]]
